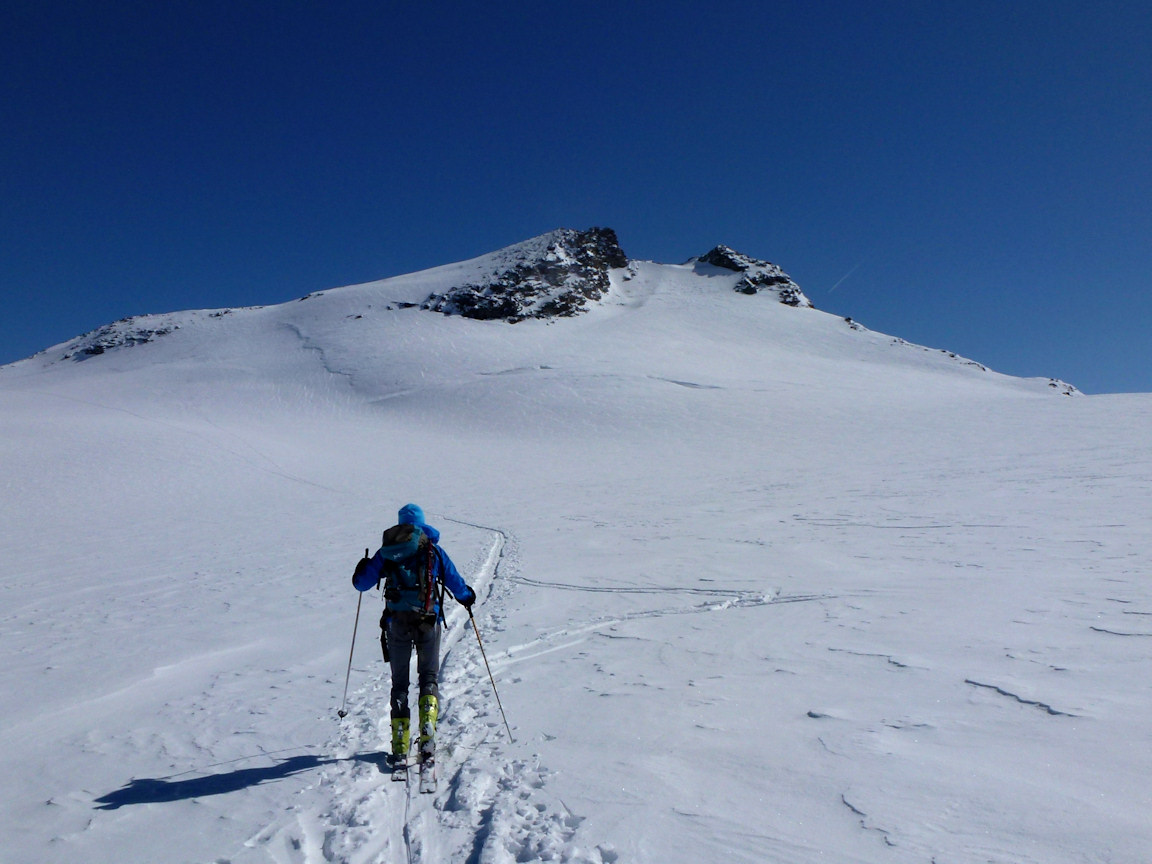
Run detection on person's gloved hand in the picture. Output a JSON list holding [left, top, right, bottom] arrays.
[[352, 554, 372, 588], [461, 586, 476, 610]]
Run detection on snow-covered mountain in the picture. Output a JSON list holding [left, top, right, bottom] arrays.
[[1, 230, 1147, 863]]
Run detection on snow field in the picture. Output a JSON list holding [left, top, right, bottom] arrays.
[[2, 248, 1150, 862]]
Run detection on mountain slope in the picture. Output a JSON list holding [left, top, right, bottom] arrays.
[[1, 231, 1145, 864], [6, 227, 1075, 404]]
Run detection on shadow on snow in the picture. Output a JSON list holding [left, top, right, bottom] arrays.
[[93, 751, 389, 810]]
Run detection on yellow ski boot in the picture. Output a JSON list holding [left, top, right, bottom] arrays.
[[389, 716, 410, 780], [418, 694, 438, 793]]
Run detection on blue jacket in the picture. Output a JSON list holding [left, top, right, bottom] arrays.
[[352, 504, 472, 616]]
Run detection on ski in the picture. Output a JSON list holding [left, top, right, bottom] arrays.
[[387, 754, 409, 783], [419, 757, 437, 794]]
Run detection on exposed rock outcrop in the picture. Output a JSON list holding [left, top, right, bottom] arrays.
[[696, 245, 813, 308], [62, 317, 180, 360], [424, 227, 628, 322]]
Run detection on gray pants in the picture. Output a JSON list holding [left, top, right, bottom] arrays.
[[387, 612, 440, 719]]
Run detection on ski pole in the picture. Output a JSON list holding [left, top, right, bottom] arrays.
[[337, 549, 368, 718], [468, 607, 514, 742]]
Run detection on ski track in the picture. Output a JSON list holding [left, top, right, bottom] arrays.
[[239, 526, 825, 864], [488, 589, 836, 673], [241, 523, 605, 864]]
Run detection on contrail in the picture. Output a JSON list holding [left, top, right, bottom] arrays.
[[828, 259, 866, 294]]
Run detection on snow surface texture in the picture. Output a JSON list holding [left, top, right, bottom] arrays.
[[1, 230, 1147, 863]]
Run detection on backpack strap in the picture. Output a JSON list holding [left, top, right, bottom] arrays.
[[421, 539, 436, 616], [436, 553, 448, 625]]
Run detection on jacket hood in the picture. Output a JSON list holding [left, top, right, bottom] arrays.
[[397, 503, 440, 543], [398, 503, 425, 526]]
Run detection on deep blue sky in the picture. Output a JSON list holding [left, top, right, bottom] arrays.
[[2, 1, 1149, 393]]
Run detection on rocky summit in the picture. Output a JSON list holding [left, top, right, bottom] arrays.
[[422, 229, 813, 322], [696, 245, 812, 308], [423, 227, 628, 322]]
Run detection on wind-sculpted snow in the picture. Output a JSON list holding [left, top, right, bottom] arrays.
[[0, 229, 1144, 863]]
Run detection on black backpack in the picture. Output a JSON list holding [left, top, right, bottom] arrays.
[[378, 523, 440, 617]]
